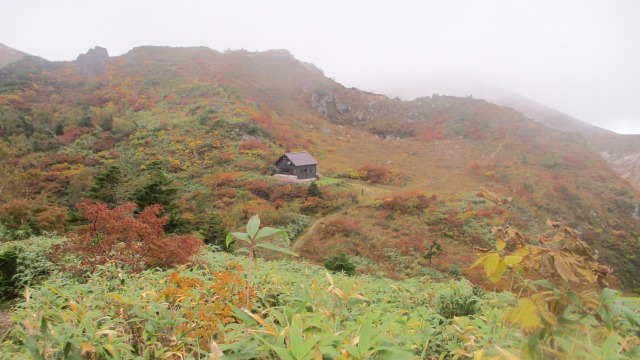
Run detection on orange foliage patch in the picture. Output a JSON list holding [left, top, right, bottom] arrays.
[[381, 190, 437, 214], [57, 199, 202, 273]]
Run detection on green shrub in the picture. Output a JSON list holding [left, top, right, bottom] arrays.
[[0, 234, 67, 299], [324, 251, 356, 276], [447, 264, 462, 278], [0, 247, 18, 298], [435, 279, 483, 319]]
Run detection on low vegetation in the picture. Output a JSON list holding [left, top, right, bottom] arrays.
[[1, 46, 640, 358], [0, 216, 637, 359]]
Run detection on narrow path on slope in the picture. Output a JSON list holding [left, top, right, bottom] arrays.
[[490, 139, 509, 159], [293, 214, 331, 252], [0, 311, 11, 337], [293, 180, 390, 252]]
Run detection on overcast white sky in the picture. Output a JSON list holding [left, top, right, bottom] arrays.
[[2, 0, 639, 134]]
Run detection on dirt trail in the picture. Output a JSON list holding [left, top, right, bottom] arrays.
[[294, 181, 389, 251], [293, 216, 326, 252], [490, 139, 509, 159], [0, 311, 11, 337]]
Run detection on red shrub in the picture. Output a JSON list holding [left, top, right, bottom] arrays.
[[250, 114, 274, 127], [272, 184, 306, 201], [58, 199, 202, 273], [394, 236, 426, 256], [244, 180, 272, 199], [0, 200, 35, 229], [322, 217, 361, 236], [381, 191, 437, 214], [239, 139, 269, 153], [203, 172, 245, 188], [356, 164, 410, 185], [236, 160, 262, 170], [475, 205, 504, 218], [421, 129, 446, 141], [57, 125, 90, 145], [93, 138, 115, 152]]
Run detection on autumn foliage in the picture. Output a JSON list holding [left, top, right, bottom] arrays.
[[381, 190, 437, 214], [58, 199, 202, 273], [351, 164, 410, 185], [160, 262, 251, 349]]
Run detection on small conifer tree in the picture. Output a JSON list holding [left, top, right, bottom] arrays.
[[201, 212, 230, 252], [54, 123, 64, 136], [307, 181, 322, 198], [424, 239, 442, 265], [130, 161, 186, 233], [88, 165, 125, 208]]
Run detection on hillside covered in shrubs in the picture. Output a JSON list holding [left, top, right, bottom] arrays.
[[0, 46, 639, 358]]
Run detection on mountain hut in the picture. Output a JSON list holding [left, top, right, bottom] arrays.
[[275, 152, 318, 180]]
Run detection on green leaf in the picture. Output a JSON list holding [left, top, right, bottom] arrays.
[[527, 329, 542, 357], [289, 314, 306, 360], [227, 232, 251, 246], [344, 344, 362, 358], [625, 345, 640, 358], [358, 314, 373, 353], [378, 349, 416, 359], [531, 279, 556, 290], [597, 306, 613, 330], [622, 309, 639, 327], [266, 345, 295, 360], [566, 290, 582, 307], [247, 215, 260, 238], [40, 316, 48, 335], [231, 305, 259, 325], [256, 227, 289, 242], [256, 242, 299, 257], [601, 333, 620, 355]]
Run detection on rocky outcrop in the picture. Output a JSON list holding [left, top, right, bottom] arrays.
[[598, 135, 640, 188], [74, 46, 109, 77], [311, 90, 334, 117]]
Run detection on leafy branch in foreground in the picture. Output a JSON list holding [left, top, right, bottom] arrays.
[[472, 219, 640, 359], [227, 214, 297, 308]]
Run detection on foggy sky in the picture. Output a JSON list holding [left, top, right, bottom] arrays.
[[2, 0, 639, 134]]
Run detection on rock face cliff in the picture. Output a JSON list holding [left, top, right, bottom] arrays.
[[74, 46, 109, 77]]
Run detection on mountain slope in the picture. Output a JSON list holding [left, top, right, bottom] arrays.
[[0, 43, 28, 69], [388, 79, 640, 187], [0, 46, 638, 289]]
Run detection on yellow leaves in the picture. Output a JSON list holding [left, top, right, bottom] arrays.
[[482, 254, 500, 275], [82, 343, 96, 355], [506, 298, 544, 335], [503, 255, 523, 267], [496, 238, 506, 251], [495, 347, 522, 360], [325, 273, 370, 301], [241, 308, 278, 337], [551, 253, 580, 283], [489, 259, 508, 283], [470, 251, 522, 283], [103, 344, 116, 356], [69, 300, 79, 312]]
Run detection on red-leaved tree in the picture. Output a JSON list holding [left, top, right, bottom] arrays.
[[59, 199, 202, 274]]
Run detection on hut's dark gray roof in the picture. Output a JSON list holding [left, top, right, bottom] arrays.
[[285, 152, 317, 166]]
